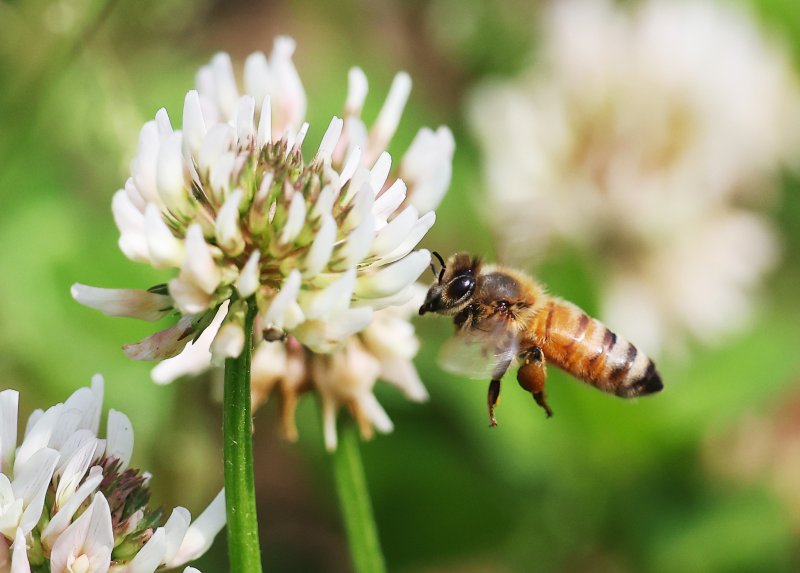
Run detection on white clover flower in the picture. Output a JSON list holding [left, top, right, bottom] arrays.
[[468, 0, 800, 355], [73, 36, 453, 361], [72, 37, 453, 449], [0, 376, 224, 572]]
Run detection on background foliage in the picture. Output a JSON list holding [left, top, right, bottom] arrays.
[[2, 0, 800, 571]]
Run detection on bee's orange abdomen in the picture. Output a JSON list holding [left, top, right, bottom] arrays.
[[530, 299, 662, 397]]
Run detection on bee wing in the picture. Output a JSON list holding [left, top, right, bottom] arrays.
[[437, 329, 520, 380]]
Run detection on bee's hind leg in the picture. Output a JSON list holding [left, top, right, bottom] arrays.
[[517, 346, 553, 418], [487, 356, 513, 427]]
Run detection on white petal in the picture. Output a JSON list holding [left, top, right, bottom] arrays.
[[303, 215, 336, 277], [370, 206, 418, 257], [257, 96, 272, 149], [209, 150, 236, 202], [198, 123, 235, 177], [12, 448, 59, 535], [162, 507, 191, 563], [112, 190, 149, 263], [14, 406, 61, 476], [54, 430, 96, 478], [0, 474, 23, 539], [210, 322, 245, 363], [368, 72, 411, 161], [310, 185, 336, 220], [10, 528, 29, 573], [54, 440, 96, 509], [105, 410, 134, 469], [345, 67, 368, 115], [335, 188, 375, 270], [156, 132, 188, 214], [49, 496, 93, 573], [355, 250, 431, 298], [369, 152, 392, 194], [279, 192, 307, 245], [70, 284, 172, 322], [166, 489, 226, 567], [372, 179, 407, 229], [41, 466, 103, 550], [210, 52, 239, 120], [0, 390, 18, 474], [336, 219, 374, 271], [321, 397, 338, 452], [402, 126, 455, 213], [182, 90, 207, 160], [131, 122, 161, 205], [342, 166, 370, 206], [361, 393, 393, 434], [235, 250, 261, 298], [380, 357, 429, 402], [123, 314, 196, 361], [182, 224, 221, 295], [263, 270, 302, 329], [339, 145, 361, 187], [293, 307, 373, 353], [235, 95, 256, 149], [86, 375, 104, 435], [269, 37, 306, 136], [154, 108, 174, 137], [215, 188, 245, 256], [244, 51, 270, 109], [381, 211, 436, 263], [127, 527, 166, 573], [351, 284, 417, 311], [82, 494, 113, 573], [183, 568, 202, 573], [169, 277, 214, 315], [314, 117, 343, 165], [345, 117, 368, 161], [293, 122, 309, 151], [299, 269, 356, 320], [144, 204, 185, 269]]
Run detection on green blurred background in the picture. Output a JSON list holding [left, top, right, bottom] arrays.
[[2, 0, 800, 571]]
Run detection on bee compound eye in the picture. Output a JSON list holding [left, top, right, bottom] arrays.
[[448, 275, 475, 301]]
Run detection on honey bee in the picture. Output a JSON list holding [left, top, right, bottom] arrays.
[[419, 252, 663, 426]]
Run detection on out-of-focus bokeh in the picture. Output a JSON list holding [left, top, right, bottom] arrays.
[[2, 0, 800, 571]]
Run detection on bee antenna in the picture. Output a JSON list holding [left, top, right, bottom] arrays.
[[429, 262, 437, 279], [431, 251, 447, 282]]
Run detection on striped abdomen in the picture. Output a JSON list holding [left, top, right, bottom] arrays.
[[530, 299, 662, 398]]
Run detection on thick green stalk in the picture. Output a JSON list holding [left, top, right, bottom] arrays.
[[333, 423, 387, 573], [223, 300, 263, 572]]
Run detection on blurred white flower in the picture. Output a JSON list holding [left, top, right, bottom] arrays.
[[468, 0, 800, 354], [0, 377, 224, 572], [72, 37, 453, 448]]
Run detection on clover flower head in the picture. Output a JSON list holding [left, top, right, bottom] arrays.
[[72, 37, 454, 447], [74, 36, 453, 361], [0, 376, 224, 572]]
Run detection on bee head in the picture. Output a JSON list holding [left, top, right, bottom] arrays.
[[419, 252, 480, 316]]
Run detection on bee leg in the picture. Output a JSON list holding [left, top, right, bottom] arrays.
[[487, 357, 512, 427], [487, 379, 501, 427], [517, 346, 553, 418]]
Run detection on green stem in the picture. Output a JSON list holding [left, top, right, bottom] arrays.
[[333, 422, 387, 573], [223, 299, 263, 572]]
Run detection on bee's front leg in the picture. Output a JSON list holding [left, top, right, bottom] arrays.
[[487, 356, 513, 427], [517, 346, 553, 418]]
